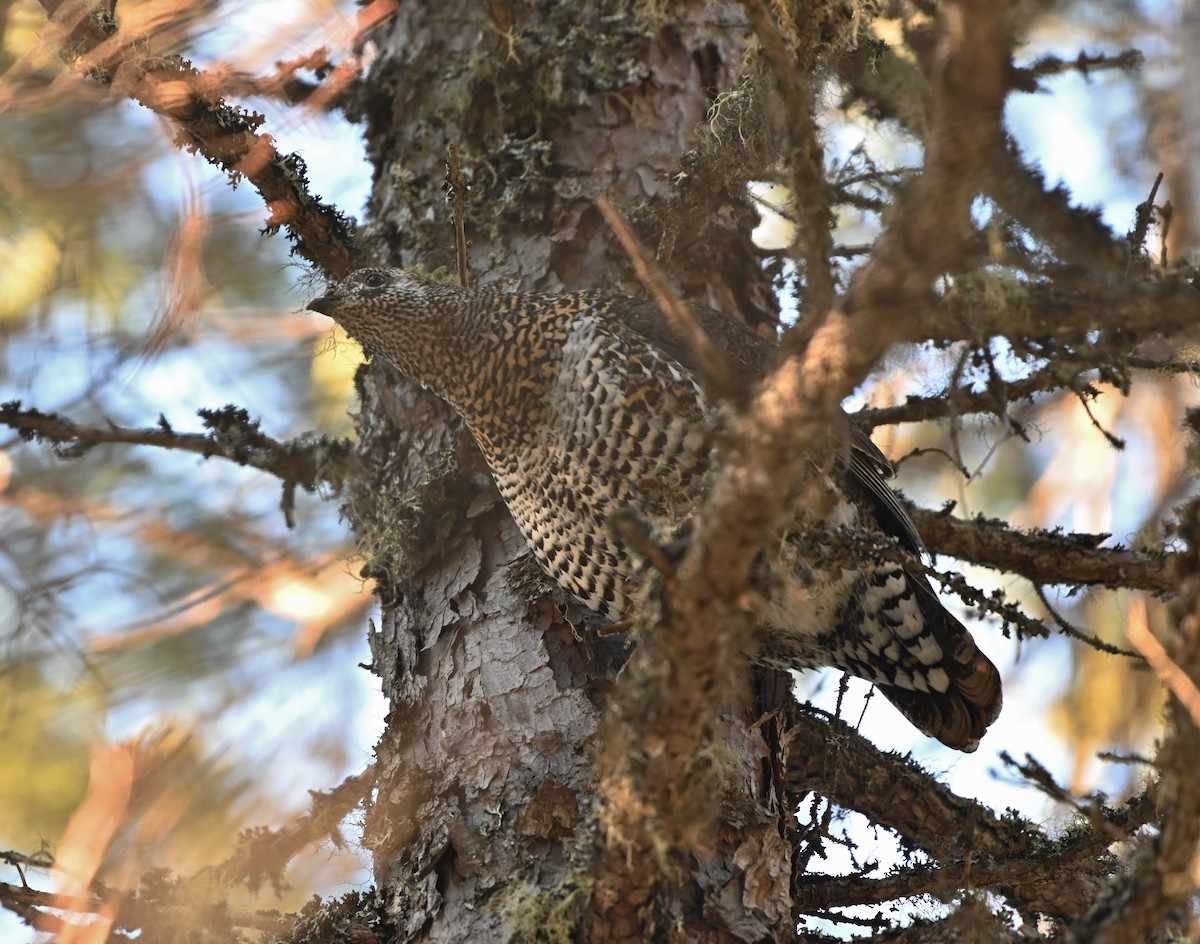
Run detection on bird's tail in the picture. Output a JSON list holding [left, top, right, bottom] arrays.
[[871, 573, 1002, 752]]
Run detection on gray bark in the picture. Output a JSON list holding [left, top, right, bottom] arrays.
[[345, 4, 792, 940]]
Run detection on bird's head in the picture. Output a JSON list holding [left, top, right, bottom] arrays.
[[307, 267, 471, 387]]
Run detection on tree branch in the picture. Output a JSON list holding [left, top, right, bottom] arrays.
[[906, 505, 1176, 595], [927, 277, 1200, 347], [0, 402, 354, 495], [0, 876, 294, 937], [34, 0, 361, 276], [740, 0, 837, 315], [208, 766, 376, 892], [786, 710, 1031, 861], [854, 360, 1124, 431], [1012, 49, 1144, 90], [0, 770, 376, 938], [842, 30, 1134, 279], [788, 711, 1155, 922]]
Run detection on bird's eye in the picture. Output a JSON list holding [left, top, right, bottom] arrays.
[[363, 272, 387, 289]]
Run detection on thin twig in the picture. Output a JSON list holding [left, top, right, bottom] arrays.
[[739, 0, 836, 316], [446, 144, 471, 287], [1032, 583, 1144, 659], [1127, 172, 1164, 268], [1126, 595, 1200, 730], [1013, 49, 1144, 90], [596, 197, 741, 395]]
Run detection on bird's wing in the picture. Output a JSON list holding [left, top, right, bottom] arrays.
[[605, 296, 926, 552], [604, 296, 770, 380], [843, 424, 926, 555], [514, 313, 711, 619], [552, 312, 712, 509], [592, 295, 1001, 750]]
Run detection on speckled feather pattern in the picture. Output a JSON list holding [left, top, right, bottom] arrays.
[[308, 268, 1002, 751], [496, 314, 711, 617]]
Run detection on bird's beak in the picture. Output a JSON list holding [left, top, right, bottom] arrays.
[[307, 294, 339, 315]]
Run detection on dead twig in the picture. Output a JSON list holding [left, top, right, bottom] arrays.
[[445, 144, 472, 287], [596, 197, 742, 397]]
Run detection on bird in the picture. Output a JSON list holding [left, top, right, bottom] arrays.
[[307, 267, 1002, 751]]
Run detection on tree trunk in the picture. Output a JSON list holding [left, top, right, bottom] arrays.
[[346, 4, 792, 940]]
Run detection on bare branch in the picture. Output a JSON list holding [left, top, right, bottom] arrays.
[[786, 710, 1033, 861], [789, 711, 1154, 922], [854, 361, 1121, 431], [0, 769, 375, 937], [1127, 600, 1200, 729], [0, 876, 295, 936], [985, 145, 1135, 278], [0, 402, 354, 494], [597, 197, 746, 398], [209, 766, 376, 892], [1127, 172, 1166, 262], [842, 32, 1136, 280], [1012, 49, 1144, 91], [926, 277, 1200, 347], [445, 144, 472, 287]]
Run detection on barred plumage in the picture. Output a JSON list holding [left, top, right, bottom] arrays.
[[308, 267, 1002, 751]]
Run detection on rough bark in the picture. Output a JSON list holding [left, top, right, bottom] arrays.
[[345, 4, 792, 940]]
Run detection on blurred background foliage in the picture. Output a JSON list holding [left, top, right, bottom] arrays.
[[0, 0, 1196, 936], [0, 0, 376, 923]]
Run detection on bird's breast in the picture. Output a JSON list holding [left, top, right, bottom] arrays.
[[476, 326, 713, 620]]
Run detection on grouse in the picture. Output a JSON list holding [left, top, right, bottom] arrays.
[[308, 267, 1002, 751]]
